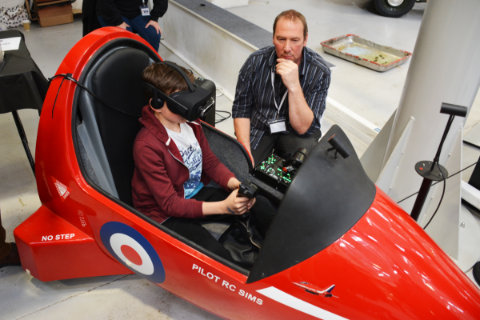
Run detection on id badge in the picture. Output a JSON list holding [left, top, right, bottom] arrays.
[[268, 119, 287, 134], [140, 5, 150, 16]]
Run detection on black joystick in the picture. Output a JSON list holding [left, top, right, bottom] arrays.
[[238, 182, 258, 198]]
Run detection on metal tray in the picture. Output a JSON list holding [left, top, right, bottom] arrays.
[[320, 34, 412, 72]]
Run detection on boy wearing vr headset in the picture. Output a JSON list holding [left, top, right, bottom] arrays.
[[132, 62, 255, 260]]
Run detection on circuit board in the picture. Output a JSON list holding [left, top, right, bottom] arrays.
[[253, 154, 297, 192]]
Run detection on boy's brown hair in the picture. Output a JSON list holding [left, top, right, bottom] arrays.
[[142, 62, 195, 96]]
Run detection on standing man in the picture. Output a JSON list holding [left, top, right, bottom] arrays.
[[232, 9, 331, 164], [96, 0, 168, 51]]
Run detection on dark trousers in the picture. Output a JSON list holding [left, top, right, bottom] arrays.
[[252, 129, 322, 165], [98, 15, 161, 51], [162, 187, 234, 261], [0, 213, 7, 258], [82, 0, 102, 36], [162, 187, 277, 262], [0, 211, 20, 266]]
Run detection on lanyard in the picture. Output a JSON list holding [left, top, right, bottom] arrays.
[[270, 69, 288, 118]]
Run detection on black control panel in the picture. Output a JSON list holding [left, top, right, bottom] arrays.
[[253, 154, 295, 192], [238, 149, 307, 201]]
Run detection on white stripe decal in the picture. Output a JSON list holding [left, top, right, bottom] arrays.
[[257, 287, 348, 320]]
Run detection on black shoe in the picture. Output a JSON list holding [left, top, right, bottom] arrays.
[[0, 243, 21, 268]]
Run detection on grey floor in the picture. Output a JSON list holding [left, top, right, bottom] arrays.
[[1, 1, 479, 319]]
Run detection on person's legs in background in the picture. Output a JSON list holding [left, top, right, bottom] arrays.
[[129, 15, 161, 51], [252, 129, 321, 166], [252, 134, 278, 166], [97, 15, 160, 51], [276, 129, 322, 160], [82, 0, 102, 36], [0, 209, 20, 267], [96, 15, 135, 33]]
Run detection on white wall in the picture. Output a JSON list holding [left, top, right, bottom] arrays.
[[161, 0, 257, 100]]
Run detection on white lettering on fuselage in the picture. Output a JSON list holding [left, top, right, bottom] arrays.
[[41, 233, 76, 241], [191, 263, 263, 305], [192, 263, 220, 283]]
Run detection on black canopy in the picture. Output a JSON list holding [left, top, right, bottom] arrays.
[[248, 125, 376, 283]]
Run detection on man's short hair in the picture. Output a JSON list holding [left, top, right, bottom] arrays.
[[273, 9, 308, 38]]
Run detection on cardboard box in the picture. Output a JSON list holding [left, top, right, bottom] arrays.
[[38, 4, 73, 27]]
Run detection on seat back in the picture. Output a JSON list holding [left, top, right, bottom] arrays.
[[202, 123, 253, 182], [75, 39, 159, 205]]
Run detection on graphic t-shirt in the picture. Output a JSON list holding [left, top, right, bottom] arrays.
[[166, 123, 203, 198]]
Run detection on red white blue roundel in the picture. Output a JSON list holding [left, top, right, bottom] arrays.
[[100, 222, 165, 283]]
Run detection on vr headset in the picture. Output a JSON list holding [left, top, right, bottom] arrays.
[[146, 61, 215, 121]]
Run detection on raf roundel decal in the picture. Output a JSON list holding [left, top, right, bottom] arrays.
[[100, 221, 165, 283]]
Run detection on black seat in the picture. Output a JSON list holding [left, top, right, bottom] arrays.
[[75, 39, 159, 205], [202, 123, 252, 182]]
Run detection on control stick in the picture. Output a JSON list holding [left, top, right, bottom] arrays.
[[238, 182, 258, 198]]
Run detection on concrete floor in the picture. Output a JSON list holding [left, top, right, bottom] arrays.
[[1, 1, 479, 319]]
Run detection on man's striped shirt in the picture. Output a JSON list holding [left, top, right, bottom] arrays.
[[232, 46, 331, 150]]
